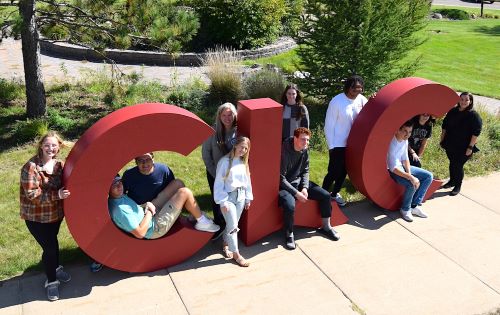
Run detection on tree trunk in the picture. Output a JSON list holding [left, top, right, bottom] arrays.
[[19, 0, 46, 118]]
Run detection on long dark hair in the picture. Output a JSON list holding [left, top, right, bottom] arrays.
[[280, 84, 305, 120]]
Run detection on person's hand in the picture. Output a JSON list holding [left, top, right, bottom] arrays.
[[409, 175, 420, 189], [465, 148, 473, 156], [301, 188, 308, 199], [295, 191, 308, 203], [369, 92, 377, 99], [58, 188, 70, 199], [245, 202, 251, 210], [411, 152, 420, 162], [145, 202, 156, 215]]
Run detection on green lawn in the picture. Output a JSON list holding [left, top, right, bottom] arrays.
[[410, 18, 500, 99]]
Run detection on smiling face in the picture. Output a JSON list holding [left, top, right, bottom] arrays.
[[293, 133, 310, 151], [135, 154, 154, 175], [419, 113, 430, 125], [40, 137, 60, 161], [220, 108, 235, 130], [396, 125, 413, 141], [234, 141, 249, 158], [285, 88, 298, 105], [458, 94, 471, 111], [346, 82, 363, 99]]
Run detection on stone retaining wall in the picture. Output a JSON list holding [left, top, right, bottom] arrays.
[[40, 37, 297, 67]]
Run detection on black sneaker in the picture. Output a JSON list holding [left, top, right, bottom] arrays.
[[285, 235, 296, 250], [450, 187, 461, 196], [442, 181, 454, 189], [318, 228, 340, 241]]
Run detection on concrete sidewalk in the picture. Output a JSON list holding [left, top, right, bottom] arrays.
[[1, 173, 500, 315]]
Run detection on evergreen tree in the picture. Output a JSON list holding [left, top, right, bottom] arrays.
[[297, 0, 430, 98]]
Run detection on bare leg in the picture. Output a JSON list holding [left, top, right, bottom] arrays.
[[151, 179, 184, 209], [168, 187, 202, 219]]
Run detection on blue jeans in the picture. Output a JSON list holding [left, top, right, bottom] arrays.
[[389, 166, 433, 211], [221, 189, 246, 253]]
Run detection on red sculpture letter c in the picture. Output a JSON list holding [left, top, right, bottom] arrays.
[[346, 77, 459, 211], [63, 103, 214, 272]]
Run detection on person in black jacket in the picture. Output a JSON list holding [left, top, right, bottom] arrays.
[[279, 127, 340, 250], [440, 92, 482, 196]]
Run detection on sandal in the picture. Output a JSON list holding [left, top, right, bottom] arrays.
[[234, 255, 250, 267], [222, 245, 233, 259]]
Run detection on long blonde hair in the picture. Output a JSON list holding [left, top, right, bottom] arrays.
[[223, 136, 251, 181], [36, 130, 65, 159]]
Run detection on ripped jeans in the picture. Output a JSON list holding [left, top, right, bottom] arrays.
[[221, 188, 245, 253]]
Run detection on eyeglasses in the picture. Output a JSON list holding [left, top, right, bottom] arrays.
[[136, 158, 152, 164]]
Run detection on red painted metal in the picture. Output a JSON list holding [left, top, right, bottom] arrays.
[[346, 77, 458, 211], [63, 103, 214, 272]]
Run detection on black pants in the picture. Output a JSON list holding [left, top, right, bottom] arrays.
[[25, 220, 62, 282], [279, 182, 331, 234], [446, 149, 470, 188], [322, 147, 347, 195], [206, 170, 226, 229], [409, 157, 422, 168]]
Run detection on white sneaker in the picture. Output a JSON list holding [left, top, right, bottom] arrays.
[[400, 209, 413, 222], [411, 206, 428, 218], [332, 193, 347, 207], [194, 215, 220, 233]]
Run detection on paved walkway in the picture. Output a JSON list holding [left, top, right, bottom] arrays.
[[1, 38, 499, 116], [1, 172, 500, 315]]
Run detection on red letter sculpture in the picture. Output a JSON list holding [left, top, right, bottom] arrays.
[[346, 77, 459, 211], [63, 103, 215, 272], [237, 98, 348, 246]]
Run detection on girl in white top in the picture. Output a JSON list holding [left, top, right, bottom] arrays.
[[214, 136, 253, 267]]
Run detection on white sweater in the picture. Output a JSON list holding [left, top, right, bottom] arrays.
[[324, 93, 367, 149], [214, 156, 253, 209]]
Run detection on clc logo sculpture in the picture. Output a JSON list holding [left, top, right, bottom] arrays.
[[63, 77, 459, 272]]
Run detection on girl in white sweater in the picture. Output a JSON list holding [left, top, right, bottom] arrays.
[[214, 137, 253, 267]]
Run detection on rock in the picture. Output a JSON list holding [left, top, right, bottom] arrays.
[[431, 13, 443, 19]]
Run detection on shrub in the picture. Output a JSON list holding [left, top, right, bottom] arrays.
[[192, 0, 286, 49], [243, 69, 288, 102], [165, 79, 208, 112], [0, 78, 24, 104], [432, 8, 470, 20], [13, 119, 49, 143], [309, 124, 328, 152], [203, 47, 243, 106]]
